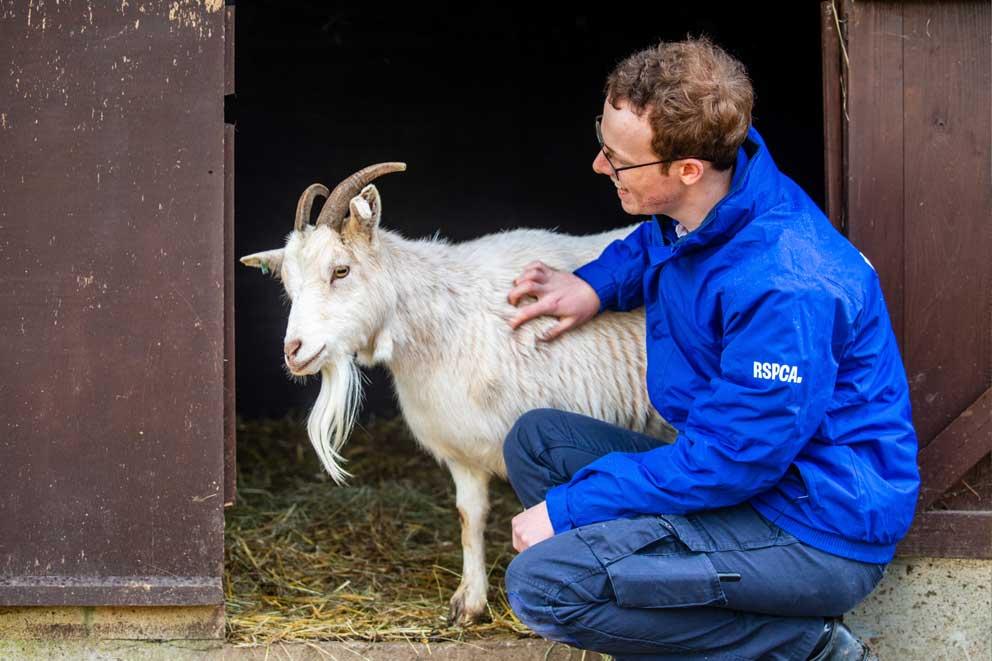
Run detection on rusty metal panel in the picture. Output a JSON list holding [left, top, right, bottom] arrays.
[[225, 5, 235, 96], [0, 1, 227, 605], [224, 122, 236, 508], [223, 3, 236, 508]]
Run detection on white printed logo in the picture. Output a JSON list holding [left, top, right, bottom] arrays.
[[753, 361, 804, 384]]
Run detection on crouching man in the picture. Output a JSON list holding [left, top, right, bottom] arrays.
[[504, 37, 919, 661]]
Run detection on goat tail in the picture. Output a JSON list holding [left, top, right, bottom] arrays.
[[306, 356, 364, 484]]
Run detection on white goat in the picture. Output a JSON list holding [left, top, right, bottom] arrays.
[[240, 163, 673, 625]]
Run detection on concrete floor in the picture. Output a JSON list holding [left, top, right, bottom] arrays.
[[1, 558, 989, 661], [0, 638, 602, 661], [846, 558, 992, 661]]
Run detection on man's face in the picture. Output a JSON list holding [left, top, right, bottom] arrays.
[[592, 98, 684, 217]]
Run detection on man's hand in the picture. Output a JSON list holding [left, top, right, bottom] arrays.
[[507, 261, 601, 341], [511, 500, 555, 552]]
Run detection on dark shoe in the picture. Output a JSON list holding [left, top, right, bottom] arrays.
[[807, 617, 879, 661]]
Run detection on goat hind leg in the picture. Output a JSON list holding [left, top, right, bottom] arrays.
[[446, 460, 491, 625]]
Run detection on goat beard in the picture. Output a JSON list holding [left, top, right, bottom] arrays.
[[306, 355, 364, 485]]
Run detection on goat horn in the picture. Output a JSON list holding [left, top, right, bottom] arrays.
[[315, 162, 407, 229], [294, 183, 331, 232]]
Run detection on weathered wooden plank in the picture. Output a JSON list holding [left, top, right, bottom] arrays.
[[896, 511, 992, 559], [902, 1, 992, 448], [845, 1, 905, 351], [918, 386, 992, 510], [935, 454, 992, 511], [820, 0, 847, 233]]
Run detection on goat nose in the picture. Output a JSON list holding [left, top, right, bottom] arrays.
[[284, 338, 302, 359]]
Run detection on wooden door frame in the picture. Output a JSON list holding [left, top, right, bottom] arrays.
[[820, 0, 992, 558]]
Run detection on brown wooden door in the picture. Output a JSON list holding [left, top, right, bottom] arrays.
[[822, 0, 992, 557], [0, 1, 231, 604]]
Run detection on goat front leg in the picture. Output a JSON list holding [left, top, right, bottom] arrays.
[[446, 460, 491, 625]]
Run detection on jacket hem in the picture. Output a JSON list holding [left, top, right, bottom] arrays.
[[750, 499, 896, 564]]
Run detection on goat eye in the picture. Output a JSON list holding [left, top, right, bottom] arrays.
[[332, 265, 350, 280]]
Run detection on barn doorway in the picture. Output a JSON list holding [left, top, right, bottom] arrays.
[[227, 1, 826, 647]]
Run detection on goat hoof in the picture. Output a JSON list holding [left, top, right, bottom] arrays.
[[448, 588, 487, 626]]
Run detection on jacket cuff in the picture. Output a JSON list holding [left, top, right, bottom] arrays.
[[544, 484, 574, 534], [573, 261, 618, 313]]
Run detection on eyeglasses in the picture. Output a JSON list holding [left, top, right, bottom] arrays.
[[595, 114, 711, 179]]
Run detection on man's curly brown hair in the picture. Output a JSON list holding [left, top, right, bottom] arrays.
[[605, 36, 754, 172]]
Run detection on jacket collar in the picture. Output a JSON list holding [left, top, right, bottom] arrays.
[[653, 126, 777, 255]]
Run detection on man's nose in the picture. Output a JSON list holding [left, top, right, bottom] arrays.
[[284, 338, 302, 360], [592, 150, 612, 176]]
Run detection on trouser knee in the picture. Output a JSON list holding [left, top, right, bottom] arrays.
[[504, 550, 582, 647], [503, 408, 564, 485]]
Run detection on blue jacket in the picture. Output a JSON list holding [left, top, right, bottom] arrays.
[[545, 127, 920, 563]]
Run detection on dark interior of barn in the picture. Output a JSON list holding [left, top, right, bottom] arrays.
[[230, 2, 826, 422]]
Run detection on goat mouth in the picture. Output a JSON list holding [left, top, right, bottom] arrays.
[[287, 348, 325, 375]]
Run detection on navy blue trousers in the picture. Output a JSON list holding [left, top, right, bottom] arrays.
[[502, 409, 887, 661]]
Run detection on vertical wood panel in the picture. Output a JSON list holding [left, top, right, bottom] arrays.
[[845, 1, 905, 351], [902, 1, 992, 447], [821, 0, 847, 233], [843, 2, 992, 556]]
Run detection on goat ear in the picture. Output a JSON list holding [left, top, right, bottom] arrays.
[[359, 184, 382, 228], [239, 248, 285, 278], [343, 184, 382, 241]]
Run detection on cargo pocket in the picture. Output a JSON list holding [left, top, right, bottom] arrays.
[[607, 549, 727, 609], [576, 516, 728, 610]]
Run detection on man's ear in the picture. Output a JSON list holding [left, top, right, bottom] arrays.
[[676, 159, 706, 186], [342, 184, 382, 241], [239, 248, 285, 277]]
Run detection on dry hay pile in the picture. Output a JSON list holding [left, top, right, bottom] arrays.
[[224, 414, 534, 647]]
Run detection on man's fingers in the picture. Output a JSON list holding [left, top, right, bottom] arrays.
[[509, 297, 556, 329], [522, 260, 548, 272], [513, 266, 550, 288], [539, 316, 576, 342], [507, 280, 544, 306], [521, 267, 550, 285]]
